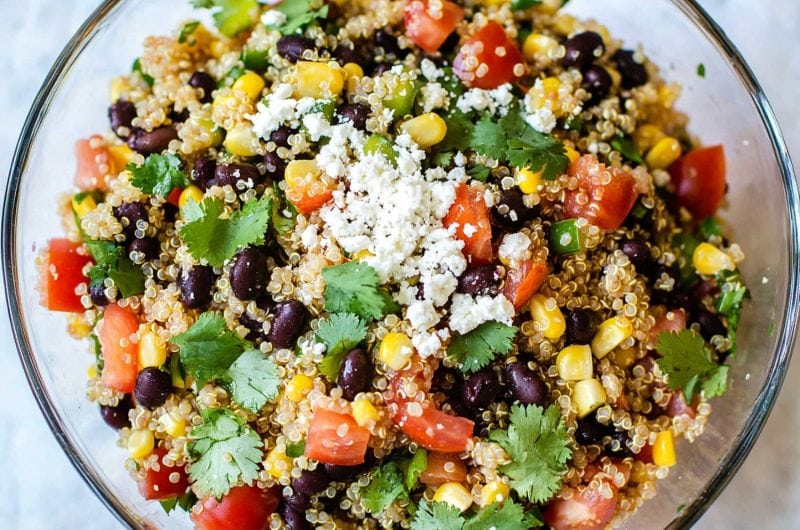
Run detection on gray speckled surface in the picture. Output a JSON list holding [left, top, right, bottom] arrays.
[[0, 1, 797, 528]]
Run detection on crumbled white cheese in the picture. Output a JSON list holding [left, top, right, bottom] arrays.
[[525, 107, 557, 134], [420, 58, 443, 81], [454, 152, 467, 167], [247, 83, 316, 137], [498, 232, 532, 268], [412, 330, 443, 358], [420, 82, 450, 113], [407, 300, 440, 331], [456, 83, 515, 116], [449, 294, 515, 334], [261, 9, 287, 28], [463, 223, 477, 238], [300, 224, 320, 251]]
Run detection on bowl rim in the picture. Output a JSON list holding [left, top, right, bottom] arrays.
[[2, 0, 798, 528]]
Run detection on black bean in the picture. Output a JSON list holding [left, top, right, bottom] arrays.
[[162, 202, 178, 223], [178, 265, 215, 309], [431, 366, 461, 393], [89, 282, 110, 307], [264, 151, 287, 181], [613, 49, 648, 89], [240, 312, 267, 342], [461, 370, 500, 411], [213, 163, 263, 189], [582, 65, 612, 103], [114, 202, 148, 239], [292, 468, 330, 497], [324, 461, 369, 482], [651, 289, 692, 310], [257, 293, 277, 313], [189, 71, 216, 103], [108, 100, 137, 137], [333, 43, 361, 66], [230, 247, 267, 300], [336, 103, 370, 130], [371, 63, 391, 76], [374, 29, 403, 57], [280, 504, 312, 530], [505, 362, 547, 406], [562, 31, 605, 69], [268, 300, 308, 349], [646, 262, 680, 286], [277, 35, 317, 63], [283, 491, 311, 512], [493, 188, 536, 228], [192, 157, 216, 190], [270, 126, 295, 148], [127, 237, 159, 261], [127, 126, 178, 155], [696, 310, 727, 340], [620, 238, 650, 271], [169, 107, 190, 123], [565, 308, 598, 345], [337, 348, 373, 401], [438, 31, 461, 55], [99, 394, 132, 430], [458, 264, 502, 297], [134, 367, 172, 408], [575, 415, 611, 445], [605, 430, 633, 457]]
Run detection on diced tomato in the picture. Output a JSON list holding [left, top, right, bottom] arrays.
[[668, 145, 726, 220], [305, 408, 370, 465], [99, 303, 140, 393], [75, 136, 113, 191], [287, 186, 333, 216], [419, 451, 467, 486], [394, 402, 474, 453], [443, 184, 493, 264], [543, 482, 619, 530], [636, 443, 654, 464], [39, 239, 93, 313], [667, 391, 697, 419], [648, 309, 687, 346], [453, 21, 526, 89], [166, 187, 183, 207], [191, 485, 280, 530], [404, 0, 464, 53], [502, 259, 549, 310], [138, 447, 190, 501], [564, 155, 639, 230]]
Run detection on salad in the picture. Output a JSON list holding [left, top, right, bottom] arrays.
[[38, 0, 748, 529]]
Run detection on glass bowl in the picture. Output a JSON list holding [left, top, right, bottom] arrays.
[[3, 0, 798, 528]]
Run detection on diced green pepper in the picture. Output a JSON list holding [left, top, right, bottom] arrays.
[[241, 48, 271, 71], [286, 441, 306, 458], [550, 219, 584, 256], [382, 77, 418, 118], [170, 352, 185, 389], [364, 134, 397, 165], [308, 98, 336, 122]]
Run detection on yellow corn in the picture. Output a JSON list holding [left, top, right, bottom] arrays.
[[127, 429, 155, 459], [108, 143, 136, 171], [378, 332, 415, 370], [399, 113, 448, 149], [693, 242, 734, 275], [565, 145, 580, 165], [138, 330, 167, 369], [71, 194, 97, 219], [343, 62, 364, 95], [611, 348, 637, 369], [634, 124, 665, 154], [87, 363, 98, 379], [158, 412, 187, 438], [224, 123, 261, 157], [109, 76, 131, 103], [556, 344, 593, 381], [522, 33, 559, 61], [294, 61, 345, 99], [210, 39, 229, 59], [352, 399, 380, 427], [285, 159, 322, 190], [69, 314, 93, 339], [552, 14, 578, 36], [232, 72, 266, 101], [574, 378, 607, 418], [658, 84, 680, 107], [529, 77, 562, 115], [630, 460, 650, 484], [516, 167, 543, 194], [530, 295, 566, 340], [645, 137, 682, 170], [264, 447, 294, 479], [433, 482, 473, 512], [178, 185, 204, 209], [653, 430, 676, 467], [535, 0, 566, 15], [354, 249, 374, 261], [286, 374, 314, 402], [480, 480, 510, 506], [591, 316, 633, 359], [196, 118, 225, 148]]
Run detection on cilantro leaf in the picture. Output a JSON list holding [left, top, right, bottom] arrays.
[[315, 312, 368, 380], [448, 322, 518, 373], [716, 270, 748, 353], [404, 449, 427, 491], [489, 404, 572, 503], [610, 134, 645, 165], [655, 330, 728, 401], [471, 115, 507, 156], [189, 408, 262, 498], [173, 312, 250, 387], [86, 240, 145, 297], [132, 58, 154, 87], [696, 216, 722, 240], [464, 499, 542, 530], [224, 350, 280, 412], [511, 0, 542, 10], [127, 153, 188, 197], [286, 441, 306, 458], [362, 461, 407, 514], [432, 112, 474, 159], [275, 0, 329, 35], [322, 262, 392, 321], [271, 183, 297, 235], [411, 500, 465, 530], [159, 492, 196, 514], [178, 21, 201, 44], [191, 0, 258, 37], [179, 196, 271, 267], [697, 63, 706, 78], [466, 165, 491, 182]]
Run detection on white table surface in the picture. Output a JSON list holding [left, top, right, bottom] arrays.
[[0, 1, 797, 528]]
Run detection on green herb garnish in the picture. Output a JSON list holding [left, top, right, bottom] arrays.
[[315, 312, 368, 380], [127, 153, 188, 197], [448, 321, 518, 373], [655, 330, 729, 401]]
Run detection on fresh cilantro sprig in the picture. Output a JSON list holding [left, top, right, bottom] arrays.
[[715, 270, 748, 353], [271, 183, 297, 235], [489, 404, 572, 503], [190, 0, 258, 37], [315, 312, 368, 380], [411, 499, 541, 530], [224, 349, 280, 412], [610, 134, 644, 165], [179, 196, 271, 267], [189, 408, 262, 498], [403, 449, 427, 491], [172, 312, 250, 387], [159, 492, 196, 514], [362, 461, 408, 514], [655, 330, 729, 401], [86, 240, 145, 297], [127, 153, 188, 197], [448, 321, 518, 373], [322, 262, 397, 321], [274, 0, 329, 35]]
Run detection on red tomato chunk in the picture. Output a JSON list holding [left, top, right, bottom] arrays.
[[453, 21, 526, 89], [191, 485, 280, 530], [564, 155, 638, 230], [138, 447, 190, 501], [669, 145, 726, 220], [404, 0, 464, 53], [443, 184, 493, 265], [305, 408, 371, 465], [40, 238, 93, 313], [99, 303, 140, 393]]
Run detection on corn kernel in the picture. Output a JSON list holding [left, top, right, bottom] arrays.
[[556, 344, 593, 381], [178, 185, 204, 209], [645, 137, 682, 170], [127, 428, 155, 459], [653, 430, 676, 467], [611, 348, 637, 368], [224, 123, 261, 157], [591, 317, 633, 359], [264, 448, 293, 479], [552, 14, 578, 36], [354, 249, 374, 261], [352, 399, 380, 427], [399, 113, 447, 149], [692, 242, 734, 275], [210, 40, 229, 59], [138, 331, 168, 369], [294, 61, 344, 99], [232, 72, 266, 100], [108, 143, 136, 172], [634, 124, 665, 154], [565, 145, 580, 165], [480, 480, 510, 506], [630, 460, 650, 484], [378, 332, 415, 370], [87, 364, 98, 379], [433, 482, 473, 512], [71, 194, 97, 219], [197, 118, 224, 148], [343, 62, 364, 95], [109, 76, 131, 103], [286, 374, 314, 402], [69, 314, 93, 338], [658, 84, 680, 107], [158, 412, 187, 438], [530, 295, 566, 340], [529, 77, 562, 115], [522, 33, 559, 61], [285, 159, 321, 188], [574, 378, 607, 418], [516, 167, 543, 194]]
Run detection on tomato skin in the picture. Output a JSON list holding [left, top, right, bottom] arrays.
[[419, 451, 467, 486], [99, 303, 140, 393], [191, 485, 280, 530], [394, 402, 474, 453], [41, 239, 93, 313], [138, 448, 190, 500], [290, 188, 334, 216], [404, 0, 464, 53], [75, 136, 112, 191], [564, 155, 638, 230], [635, 443, 654, 464], [648, 309, 686, 346], [543, 483, 618, 530], [502, 259, 549, 311], [669, 145, 726, 220], [453, 22, 526, 89], [667, 391, 697, 419], [305, 408, 371, 465], [166, 187, 183, 207], [443, 184, 493, 265]]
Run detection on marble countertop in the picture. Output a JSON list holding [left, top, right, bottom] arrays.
[[0, 1, 797, 528]]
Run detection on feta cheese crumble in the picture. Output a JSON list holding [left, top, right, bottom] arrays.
[[449, 294, 515, 334]]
